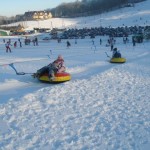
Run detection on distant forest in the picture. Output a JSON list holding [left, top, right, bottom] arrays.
[[50, 0, 146, 17], [0, 0, 146, 26]]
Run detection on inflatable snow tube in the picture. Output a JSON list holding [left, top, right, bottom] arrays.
[[110, 57, 126, 63], [38, 72, 71, 83]]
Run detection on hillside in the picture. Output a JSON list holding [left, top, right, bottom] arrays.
[[0, 0, 150, 149], [7, 0, 150, 31]]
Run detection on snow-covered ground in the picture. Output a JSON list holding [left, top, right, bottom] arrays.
[[0, 1, 150, 150]]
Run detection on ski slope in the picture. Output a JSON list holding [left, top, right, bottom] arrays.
[[8, 0, 150, 30], [0, 1, 150, 149]]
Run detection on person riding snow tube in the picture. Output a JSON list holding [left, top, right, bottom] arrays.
[[33, 55, 71, 83], [110, 48, 126, 63]]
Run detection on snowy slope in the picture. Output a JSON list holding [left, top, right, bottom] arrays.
[[0, 1, 150, 150], [9, 0, 150, 30]]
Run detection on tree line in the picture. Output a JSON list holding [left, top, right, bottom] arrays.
[[50, 0, 145, 18], [0, 0, 146, 26]]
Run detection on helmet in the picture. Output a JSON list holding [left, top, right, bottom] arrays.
[[114, 48, 117, 51]]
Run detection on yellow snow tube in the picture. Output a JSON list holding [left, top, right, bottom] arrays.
[[38, 72, 71, 83], [110, 57, 126, 63]]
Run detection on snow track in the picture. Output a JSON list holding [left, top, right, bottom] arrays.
[[0, 31, 150, 149], [0, 63, 150, 149]]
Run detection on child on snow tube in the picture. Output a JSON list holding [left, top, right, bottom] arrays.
[[112, 48, 121, 58], [35, 55, 66, 80]]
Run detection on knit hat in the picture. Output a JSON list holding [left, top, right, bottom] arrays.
[[114, 48, 117, 51], [57, 55, 63, 60]]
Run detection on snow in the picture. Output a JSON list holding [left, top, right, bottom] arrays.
[[0, 1, 150, 149]]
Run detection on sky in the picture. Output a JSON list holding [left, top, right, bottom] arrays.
[[0, 0, 76, 17]]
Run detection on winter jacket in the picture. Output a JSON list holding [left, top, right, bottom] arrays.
[[48, 58, 66, 73]]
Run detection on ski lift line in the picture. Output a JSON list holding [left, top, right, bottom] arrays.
[[1, 56, 51, 75], [0, 58, 49, 67], [63, 51, 96, 56], [105, 52, 111, 58], [49, 51, 98, 62], [51, 49, 99, 58], [47, 55, 51, 59], [0, 58, 8, 61], [63, 51, 101, 59], [9, 63, 34, 75], [46, 46, 98, 50]]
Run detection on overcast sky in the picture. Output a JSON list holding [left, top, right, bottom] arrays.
[[0, 0, 76, 17]]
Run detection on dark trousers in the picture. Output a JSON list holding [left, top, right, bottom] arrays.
[[37, 65, 57, 77]]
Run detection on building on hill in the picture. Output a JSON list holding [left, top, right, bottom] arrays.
[[16, 15, 24, 22], [23, 11, 52, 21]]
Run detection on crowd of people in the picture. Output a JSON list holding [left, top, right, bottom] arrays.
[[24, 37, 38, 46], [3, 24, 148, 81], [60, 25, 148, 40], [3, 37, 39, 53]]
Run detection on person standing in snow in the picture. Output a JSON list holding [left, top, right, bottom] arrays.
[[18, 38, 22, 47], [5, 41, 12, 53], [14, 41, 17, 48], [110, 43, 114, 51], [100, 38, 102, 45], [35, 37, 38, 46], [66, 41, 71, 48], [132, 37, 136, 46]]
